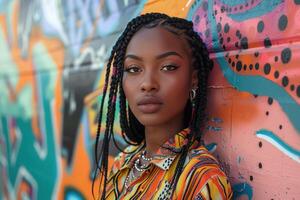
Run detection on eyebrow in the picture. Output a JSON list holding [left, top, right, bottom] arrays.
[[124, 51, 183, 61]]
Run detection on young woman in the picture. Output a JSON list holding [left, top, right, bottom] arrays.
[[94, 13, 232, 199]]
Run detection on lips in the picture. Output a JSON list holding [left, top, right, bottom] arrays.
[[137, 96, 163, 114]]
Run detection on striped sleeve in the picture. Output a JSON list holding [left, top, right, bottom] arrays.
[[187, 168, 233, 200], [174, 163, 232, 200]]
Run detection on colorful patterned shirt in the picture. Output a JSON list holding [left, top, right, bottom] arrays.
[[105, 128, 233, 199]]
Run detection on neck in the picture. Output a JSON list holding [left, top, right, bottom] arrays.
[[144, 115, 185, 155]]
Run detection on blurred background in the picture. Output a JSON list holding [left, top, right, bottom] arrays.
[[0, 0, 299, 199]]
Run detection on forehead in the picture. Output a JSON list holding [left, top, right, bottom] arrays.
[[125, 26, 191, 57]]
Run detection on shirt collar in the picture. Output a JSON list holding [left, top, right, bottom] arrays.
[[121, 128, 199, 171]]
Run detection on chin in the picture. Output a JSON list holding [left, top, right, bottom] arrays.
[[136, 115, 166, 127]]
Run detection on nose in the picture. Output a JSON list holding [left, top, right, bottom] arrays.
[[140, 70, 159, 92]]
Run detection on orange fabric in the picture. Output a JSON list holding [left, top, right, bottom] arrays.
[[104, 128, 232, 199]]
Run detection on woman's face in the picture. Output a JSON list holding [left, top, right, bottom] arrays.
[[123, 26, 198, 128]]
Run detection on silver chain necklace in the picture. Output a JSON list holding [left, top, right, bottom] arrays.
[[141, 150, 152, 162], [124, 150, 153, 189]]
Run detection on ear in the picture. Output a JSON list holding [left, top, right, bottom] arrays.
[[191, 69, 198, 89]]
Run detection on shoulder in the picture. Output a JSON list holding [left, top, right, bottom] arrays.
[[176, 146, 232, 199], [188, 145, 220, 163], [183, 145, 221, 172]]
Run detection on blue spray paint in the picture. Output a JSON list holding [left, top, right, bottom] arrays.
[[233, 182, 253, 200], [256, 129, 300, 163]]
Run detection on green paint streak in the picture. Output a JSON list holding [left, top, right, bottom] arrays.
[[6, 0, 16, 46], [0, 43, 59, 199], [0, 28, 18, 78], [0, 27, 34, 119], [0, 123, 4, 200], [2, 85, 33, 119], [32, 42, 58, 97]]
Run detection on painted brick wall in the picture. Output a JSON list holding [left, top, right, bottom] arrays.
[[0, 0, 299, 199]]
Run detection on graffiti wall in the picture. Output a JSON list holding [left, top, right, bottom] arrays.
[[0, 0, 299, 199]]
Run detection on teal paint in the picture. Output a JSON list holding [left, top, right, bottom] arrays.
[[256, 129, 300, 163], [233, 182, 253, 200], [0, 84, 33, 119], [187, 0, 300, 133], [187, 0, 204, 21], [32, 43, 57, 95], [228, 0, 283, 21], [187, 0, 221, 51], [205, 143, 217, 152], [0, 43, 59, 199], [217, 55, 300, 133], [0, 27, 18, 79], [65, 187, 85, 200], [0, 27, 33, 119], [212, 0, 300, 132], [220, 0, 248, 7], [0, 123, 5, 199]]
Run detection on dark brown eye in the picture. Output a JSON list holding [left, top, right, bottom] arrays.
[[161, 64, 179, 71], [124, 65, 142, 73]]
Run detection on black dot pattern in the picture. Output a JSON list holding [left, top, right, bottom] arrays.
[[235, 41, 239, 48], [268, 97, 273, 105], [157, 181, 172, 200], [236, 61, 242, 71], [224, 23, 230, 33], [189, 0, 300, 106], [205, 29, 210, 37], [241, 37, 248, 49], [202, 1, 208, 11], [236, 30, 241, 38], [161, 157, 174, 170], [274, 71, 279, 79], [281, 48, 292, 64], [297, 85, 300, 97], [257, 21, 264, 33], [278, 15, 288, 31], [282, 76, 289, 87], [264, 63, 271, 75], [217, 23, 222, 32], [232, 61, 235, 67], [264, 37, 272, 48], [250, 175, 254, 181], [194, 194, 204, 200]]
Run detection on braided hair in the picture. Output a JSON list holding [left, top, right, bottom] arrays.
[[93, 12, 212, 199]]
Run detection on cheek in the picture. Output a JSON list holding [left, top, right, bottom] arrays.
[[167, 84, 190, 108], [163, 73, 192, 99]]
